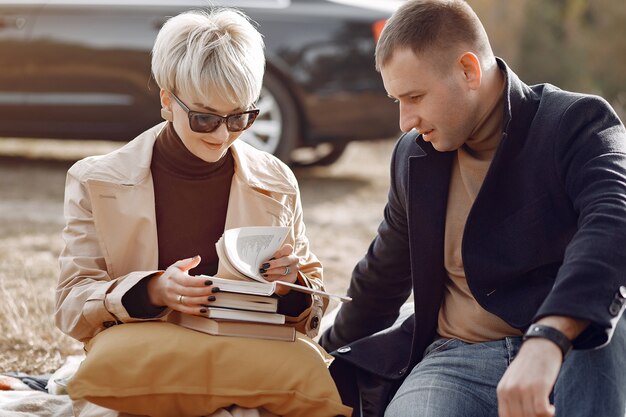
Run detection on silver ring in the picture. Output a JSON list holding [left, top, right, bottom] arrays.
[[283, 266, 290, 276], [177, 294, 185, 305]]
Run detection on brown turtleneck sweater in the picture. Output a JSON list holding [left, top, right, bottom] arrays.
[[438, 75, 522, 342], [151, 123, 234, 275]]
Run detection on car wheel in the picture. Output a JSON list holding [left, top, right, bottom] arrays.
[[290, 141, 349, 167], [241, 71, 299, 163]]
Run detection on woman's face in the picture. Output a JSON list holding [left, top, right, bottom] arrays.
[[162, 90, 248, 163]]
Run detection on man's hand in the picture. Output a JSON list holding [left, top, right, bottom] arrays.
[[497, 316, 589, 417], [497, 337, 561, 417]]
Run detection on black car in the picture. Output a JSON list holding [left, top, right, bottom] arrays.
[[0, 0, 401, 165]]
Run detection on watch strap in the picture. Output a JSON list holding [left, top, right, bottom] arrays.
[[523, 324, 572, 358]]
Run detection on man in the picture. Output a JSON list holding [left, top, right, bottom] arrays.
[[320, 1, 626, 417]]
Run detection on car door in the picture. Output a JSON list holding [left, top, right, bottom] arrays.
[[3, 0, 291, 143], [0, 2, 40, 138], [15, 0, 173, 141]]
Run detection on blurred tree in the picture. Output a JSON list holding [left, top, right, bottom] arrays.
[[469, 0, 529, 68], [465, 0, 624, 119], [517, 0, 626, 118]]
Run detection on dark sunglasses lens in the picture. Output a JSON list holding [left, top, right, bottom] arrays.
[[227, 113, 253, 132], [190, 114, 222, 132]]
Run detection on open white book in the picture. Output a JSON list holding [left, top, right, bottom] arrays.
[[216, 226, 290, 282], [214, 226, 352, 303]]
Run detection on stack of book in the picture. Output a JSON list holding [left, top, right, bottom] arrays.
[[169, 226, 351, 342], [169, 280, 296, 341]]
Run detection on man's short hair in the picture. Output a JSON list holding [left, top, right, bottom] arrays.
[[151, 9, 265, 109], [375, 0, 493, 71]]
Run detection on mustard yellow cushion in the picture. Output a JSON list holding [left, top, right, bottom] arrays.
[[67, 321, 351, 417]]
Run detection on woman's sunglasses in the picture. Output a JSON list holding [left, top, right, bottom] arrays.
[[170, 92, 260, 133]]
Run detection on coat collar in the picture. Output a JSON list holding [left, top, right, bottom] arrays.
[[74, 122, 296, 195], [497, 57, 537, 141], [230, 131, 297, 195]]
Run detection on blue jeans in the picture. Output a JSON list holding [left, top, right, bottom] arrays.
[[385, 317, 626, 417]]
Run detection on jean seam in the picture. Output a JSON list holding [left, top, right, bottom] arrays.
[[505, 337, 515, 365]]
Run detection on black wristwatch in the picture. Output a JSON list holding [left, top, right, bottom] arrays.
[[523, 324, 573, 359]]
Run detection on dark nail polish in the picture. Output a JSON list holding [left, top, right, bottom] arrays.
[[204, 279, 213, 286], [269, 257, 276, 261], [263, 274, 268, 278], [211, 287, 220, 293], [199, 308, 207, 313], [259, 268, 267, 273], [262, 263, 271, 269], [207, 295, 216, 301]]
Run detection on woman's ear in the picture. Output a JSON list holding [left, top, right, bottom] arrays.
[[159, 89, 173, 122]]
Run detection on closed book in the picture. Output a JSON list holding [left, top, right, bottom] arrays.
[[210, 292, 278, 313], [206, 307, 285, 324], [168, 311, 295, 342]]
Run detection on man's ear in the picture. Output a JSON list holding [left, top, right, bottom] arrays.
[[159, 89, 173, 122], [457, 52, 482, 90]]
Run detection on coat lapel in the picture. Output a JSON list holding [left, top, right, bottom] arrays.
[[407, 141, 454, 363], [87, 178, 159, 279], [223, 141, 296, 230], [84, 124, 164, 278]]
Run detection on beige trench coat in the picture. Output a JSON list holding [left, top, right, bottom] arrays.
[[56, 122, 327, 346]]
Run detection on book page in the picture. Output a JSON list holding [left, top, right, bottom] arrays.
[[215, 236, 249, 281], [223, 226, 290, 282]]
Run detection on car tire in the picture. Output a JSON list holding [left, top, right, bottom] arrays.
[[242, 71, 299, 163], [290, 141, 349, 167]]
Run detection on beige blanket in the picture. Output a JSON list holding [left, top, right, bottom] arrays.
[[0, 390, 73, 417]]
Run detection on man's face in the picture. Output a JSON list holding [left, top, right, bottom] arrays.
[[381, 48, 479, 152]]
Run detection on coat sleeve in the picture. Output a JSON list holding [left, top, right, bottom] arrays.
[[283, 169, 327, 338], [535, 95, 626, 349], [56, 168, 167, 343], [320, 134, 415, 352]]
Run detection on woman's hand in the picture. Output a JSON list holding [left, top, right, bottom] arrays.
[[258, 244, 300, 294], [147, 255, 219, 315]]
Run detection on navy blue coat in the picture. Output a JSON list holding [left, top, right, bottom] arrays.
[[320, 60, 626, 416]]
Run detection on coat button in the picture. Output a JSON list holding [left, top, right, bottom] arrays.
[[337, 346, 351, 354], [103, 321, 116, 328], [398, 366, 408, 376], [609, 301, 622, 316], [619, 286, 626, 298], [310, 316, 320, 329]]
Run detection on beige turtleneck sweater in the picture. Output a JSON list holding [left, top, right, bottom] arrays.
[[437, 76, 522, 342]]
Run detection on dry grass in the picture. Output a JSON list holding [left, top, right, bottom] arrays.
[[0, 234, 83, 374]]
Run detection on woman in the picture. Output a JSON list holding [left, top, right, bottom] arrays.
[[56, 8, 327, 417]]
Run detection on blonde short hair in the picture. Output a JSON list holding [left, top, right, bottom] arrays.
[[151, 8, 265, 109]]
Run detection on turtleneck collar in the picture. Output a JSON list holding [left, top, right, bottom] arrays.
[[152, 122, 232, 180], [463, 69, 506, 158]]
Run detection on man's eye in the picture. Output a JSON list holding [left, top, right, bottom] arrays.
[[410, 95, 422, 102]]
